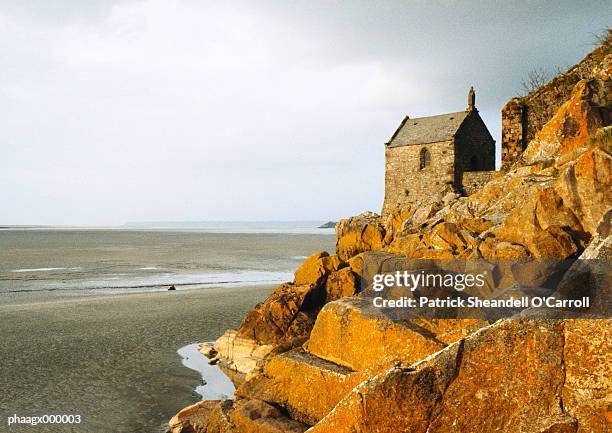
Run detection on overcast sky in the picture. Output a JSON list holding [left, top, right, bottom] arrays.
[[1, 0, 610, 225]]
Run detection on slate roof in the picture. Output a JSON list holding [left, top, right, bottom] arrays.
[[386, 111, 469, 147]]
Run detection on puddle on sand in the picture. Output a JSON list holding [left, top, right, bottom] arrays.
[[177, 343, 235, 400]]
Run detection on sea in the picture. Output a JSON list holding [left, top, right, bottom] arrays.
[[0, 222, 335, 433], [0, 222, 336, 298]]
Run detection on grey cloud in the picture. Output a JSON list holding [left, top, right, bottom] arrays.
[[0, 0, 609, 224]]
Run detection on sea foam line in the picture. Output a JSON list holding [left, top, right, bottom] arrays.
[[11, 267, 81, 273]]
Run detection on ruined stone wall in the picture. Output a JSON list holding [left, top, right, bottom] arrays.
[[501, 39, 611, 166], [501, 99, 527, 165], [461, 171, 496, 196], [382, 140, 454, 216]]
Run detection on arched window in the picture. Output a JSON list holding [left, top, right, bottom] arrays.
[[469, 155, 479, 171], [419, 147, 431, 170]]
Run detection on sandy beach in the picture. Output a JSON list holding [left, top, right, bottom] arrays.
[[0, 286, 272, 433]]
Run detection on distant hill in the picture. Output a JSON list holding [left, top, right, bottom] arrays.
[[318, 221, 337, 228]]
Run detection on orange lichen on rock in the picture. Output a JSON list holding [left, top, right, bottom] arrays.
[[323, 267, 358, 302], [169, 400, 221, 433], [562, 320, 612, 433], [555, 148, 612, 235], [522, 78, 610, 164], [229, 399, 308, 433], [293, 251, 342, 286], [335, 212, 385, 261], [235, 348, 367, 425], [236, 283, 321, 345], [304, 298, 446, 371], [169, 43, 612, 433], [308, 319, 610, 433]]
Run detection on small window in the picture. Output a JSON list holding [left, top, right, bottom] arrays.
[[419, 147, 431, 170]]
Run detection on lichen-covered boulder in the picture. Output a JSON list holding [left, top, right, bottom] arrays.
[[168, 400, 220, 433], [422, 222, 469, 251], [229, 399, 308, 433], [562, 320, 611, 433], [522, 78, 610, 165], [293, 252, 342, 286], [308, 319, 611, 433], [335, 212, 385, 261], [236, 283, 323, 346], [203, 400, 236, 433], [323, 268, 358, 302], [554, 147, 612, 235], [477, 237, 530, 260], [304, 298, 446, 371], [235, 348, 367, 425], [382, 207, 414, 244]]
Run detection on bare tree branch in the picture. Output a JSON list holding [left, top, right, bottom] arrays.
[[520, 68, 550, 97], [589, 26, 612, 47]]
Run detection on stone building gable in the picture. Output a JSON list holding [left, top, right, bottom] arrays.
[[454, 110, 496, 172]]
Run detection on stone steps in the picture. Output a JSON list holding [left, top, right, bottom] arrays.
[[198, 299, 487, 432], [235, 347, 368, 425], [231, 298, 487, 427], [305, 318, 605, 433]]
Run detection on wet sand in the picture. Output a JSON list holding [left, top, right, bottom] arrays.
[[0, 286, 272, 433]]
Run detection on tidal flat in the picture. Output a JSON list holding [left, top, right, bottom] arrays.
[[0, 286, 272, 433]]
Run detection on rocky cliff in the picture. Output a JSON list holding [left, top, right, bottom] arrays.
[[169, 44, 611, 433], [502, 29, 612, 165]]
